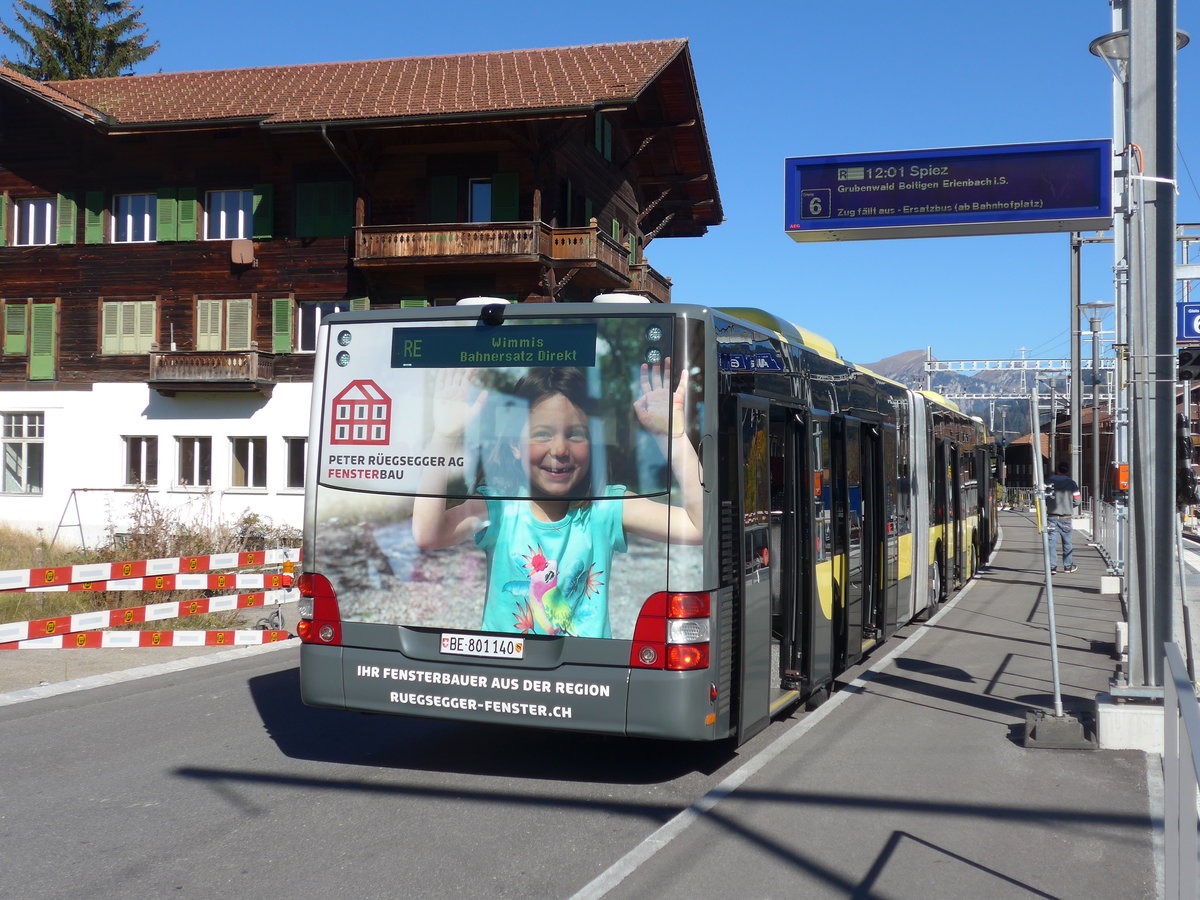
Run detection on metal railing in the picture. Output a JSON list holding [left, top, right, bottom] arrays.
[[1092, 499, 1125, 575], [1163, 641, 1200, 899]]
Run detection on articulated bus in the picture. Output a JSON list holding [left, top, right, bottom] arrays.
[[298, 300, 996, 744]]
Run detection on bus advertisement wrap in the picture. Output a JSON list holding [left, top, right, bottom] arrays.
[[311, 313, 706, 642]]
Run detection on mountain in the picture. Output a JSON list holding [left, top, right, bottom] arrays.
[[860, 349, 1070, 440]]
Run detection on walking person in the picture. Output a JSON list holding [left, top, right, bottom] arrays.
[[1046, 462, 1081, 574]]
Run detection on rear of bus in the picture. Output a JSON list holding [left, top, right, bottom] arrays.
[[298, 302, 722, 740]]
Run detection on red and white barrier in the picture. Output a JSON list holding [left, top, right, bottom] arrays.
[[0, 548, 300, 593], [0, 588, 296, 644], [25, 572, 294, 593], [2, 630, 292, 650]]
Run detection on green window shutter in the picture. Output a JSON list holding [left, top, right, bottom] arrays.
[[584, 198, 593, 224], [101, 302, 120, 354], [196, 299, 221, 351], [136, 301, 156, 353], [594, 114, 603, 153], [56, 194, 77, 244], [4, 303, 27, 355], [177, 188, 197, 241], [400, 297, 428, 309], [429, 175, 457, 223], [611, 219, 621, 242], [349, 296, 370, 311], [156, 188, 177, 242], [491, 172, 519, 222], [84, 191, 105, 244], [272, 297, 293, 353], [29, 303, 56, 380], [118, 301, 139, 354], [226, 298, 253, 350], [295, 182, 319, 238], [330, 181, 354, 235], [252, 184, 273, 239], [628, 234, 637, 265], [603, 120, 613, 162]]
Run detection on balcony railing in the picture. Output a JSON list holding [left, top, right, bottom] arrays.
[[148, 350, 277, 396], [630, 263, 672, 303], [356, 222, 551, 263], [354, 220, 668, 300]]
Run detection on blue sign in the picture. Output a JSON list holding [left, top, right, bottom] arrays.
[[785, 140, 1112, 242], [719, 352, 785, 372], [1178, 302, 1200, 342]]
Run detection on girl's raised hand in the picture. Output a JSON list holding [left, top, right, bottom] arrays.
[[634, 357, 687, 437], [432, 368, 488, 439]]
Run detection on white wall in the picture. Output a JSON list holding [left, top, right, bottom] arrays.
[[0, 382, 312, 547]]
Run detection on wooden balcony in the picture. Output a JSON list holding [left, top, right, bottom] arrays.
[[629, 263, 672, 303], [354, 220, 668, 301], [148, 350, 277, 396]]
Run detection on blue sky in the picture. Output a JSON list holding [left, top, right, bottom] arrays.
[[6, 1, 1197, 366]]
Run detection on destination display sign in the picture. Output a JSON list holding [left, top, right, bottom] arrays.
[[785, 140, 1112, 241], [391, 323, 598, 368]]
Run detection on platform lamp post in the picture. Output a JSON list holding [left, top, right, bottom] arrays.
[[1090, 5, 1188, 689], [1081, 301, 1114, 540]]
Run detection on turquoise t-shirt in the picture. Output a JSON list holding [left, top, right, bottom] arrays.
[[475, 486, 627, 638]]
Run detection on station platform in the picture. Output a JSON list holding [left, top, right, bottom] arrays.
[[589, 510, 1158, 899]]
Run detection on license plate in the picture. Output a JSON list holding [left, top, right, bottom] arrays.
[[440, 632, 525, 659]]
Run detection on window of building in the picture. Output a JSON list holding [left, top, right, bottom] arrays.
[[2, 412, 44, 494], [196, 298, 253, 351], [113, 193, 156, 243], [102, 301, 156, 355], [468, 179, 492, 223], [296, 301, 346, 352], [231, 436, 266, 488], [15, 198, 55, 246], [124, 436, 158, 486], [176, 436, 212, 487], [285, 437, 307, 489], [205, 190, 253, 240]]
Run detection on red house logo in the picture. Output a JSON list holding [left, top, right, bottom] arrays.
[[330, 380, 392, 445]]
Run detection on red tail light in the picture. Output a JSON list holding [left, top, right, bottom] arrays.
[[296, 572, 342, 645], [630, 591, 710, 671]]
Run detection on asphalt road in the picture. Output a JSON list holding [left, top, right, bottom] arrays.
[[0, 646, 762, 900]]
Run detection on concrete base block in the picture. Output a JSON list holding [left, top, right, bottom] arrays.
[[1101, 575, 1120, 595], [1095, 693, 1163, 753], [1023, 710, 1097, 749]]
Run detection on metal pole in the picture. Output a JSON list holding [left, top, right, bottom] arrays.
[[1127, 0, 1179, 687], [1092, 315, 1104, 538], [1031, 385, 1065, 718], [1071, 234, 1083, 491]]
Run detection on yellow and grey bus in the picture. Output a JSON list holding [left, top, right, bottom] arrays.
[[298, 300, 995, 744]]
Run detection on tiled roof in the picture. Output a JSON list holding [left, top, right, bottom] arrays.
[[8, 40, 688, 127], [0, 64, 107, 122]]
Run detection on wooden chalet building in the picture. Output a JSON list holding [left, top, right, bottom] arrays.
[[0, 40, 722, 543]]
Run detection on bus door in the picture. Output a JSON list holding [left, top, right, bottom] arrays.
[[933, 438, 949, 600], [769, 406, 806, 700], [859, 423, 883, 645], [950, 444, 964, 585], [736, 397, 771, 742], [809, 413, 835, 692], [832, 416, 864, 669]]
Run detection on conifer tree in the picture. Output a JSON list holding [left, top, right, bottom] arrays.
[[1, 0, 158, 80]]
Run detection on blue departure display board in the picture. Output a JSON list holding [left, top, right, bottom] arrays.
[[785, 140, 1112, 241]]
